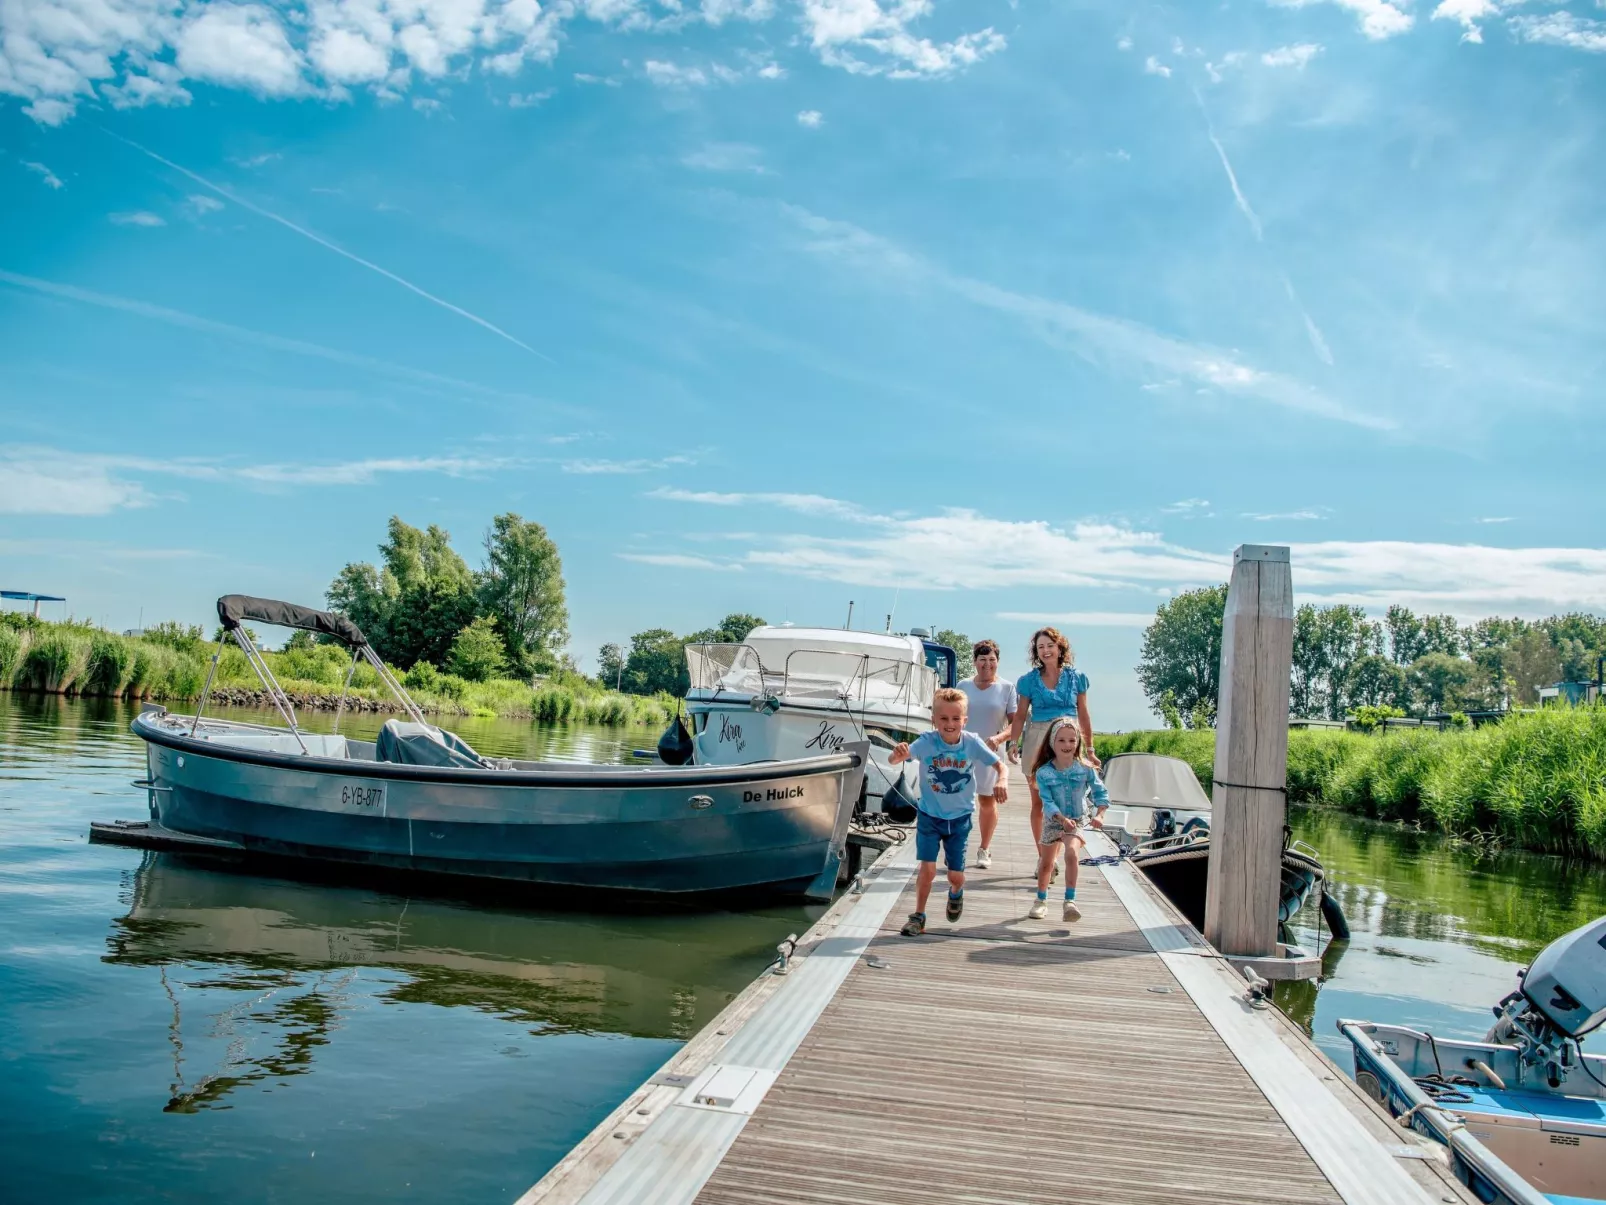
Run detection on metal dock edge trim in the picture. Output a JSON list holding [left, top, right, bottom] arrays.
[[1094, 839, 1443, 1205], [515, 835, 918, 1205]]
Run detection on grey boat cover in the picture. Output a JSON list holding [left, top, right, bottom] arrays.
[[1101, 753, 1212, 811], [216, 594, 368, 648], [375, 720, 489, 769]]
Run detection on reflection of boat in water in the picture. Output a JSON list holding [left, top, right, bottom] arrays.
[[1103, 753, 1338, 935], [1341, 915, 1606, 1205], [107, 851, 806, 1045], [102, 596, 866, 901], [683, 625, 957, 814]]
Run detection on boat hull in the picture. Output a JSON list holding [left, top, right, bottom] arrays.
[[685, 695, 923, 811], [1128, 840, 1323, 930], [133, 714, 864, 899]]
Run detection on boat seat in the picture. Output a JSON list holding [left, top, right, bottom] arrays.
[[375, 720, 490, 769]]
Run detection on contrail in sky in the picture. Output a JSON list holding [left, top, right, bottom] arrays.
[[103, 131, 553, 363], [1205, 129, 1263, 241]]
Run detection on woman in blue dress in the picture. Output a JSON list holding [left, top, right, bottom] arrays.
[[1004, 626, 1097, 846]]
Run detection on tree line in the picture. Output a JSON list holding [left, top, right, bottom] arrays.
[[327, 515, 569, 683], [1137, 585, 1606, 728]]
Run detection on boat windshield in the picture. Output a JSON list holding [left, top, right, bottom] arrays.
[[1102, 754, 1213, 812], [686, 643, 938, 711]]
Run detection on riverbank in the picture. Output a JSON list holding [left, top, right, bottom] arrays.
[[0, 617, 671, 727], [1096, 706, 1606, 859]]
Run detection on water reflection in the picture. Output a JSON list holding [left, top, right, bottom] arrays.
[[104, 851, 817, 1112]]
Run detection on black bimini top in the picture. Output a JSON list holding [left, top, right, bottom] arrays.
[[217, 595, 368, 648]]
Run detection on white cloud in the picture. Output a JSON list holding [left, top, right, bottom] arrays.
[[176, 4, 305, 96], [1261, 43, 1322, 67], [1475, 516, 1514, 524], [682, 142, 768, 172], [618, 553, 745, 571], [1143, 55, 1171, 77], [23, 161, 63, 189], [1116, 35, 1132, 50], [1206, 130, 1262, 241], [996, 611, 1156, 627], [1243, 510, 1325, 521], [507, 89, 553, 106], [701, 0, 773, 23], [647, 486, 871, 519], [799, 0, 1005, 78], [785, 205, 1389, 429], [573, 72, 622, 85], [0, 446, 532, 513], [797, 108, 823, 127], [412, 96, 442, 112], [1508, 12, 1606, 53], [644, 59, 708, 86], [756, 61, 784, 78], [234, 151, 281, 167], [1432, 0, 1498, 41], [110, 210, 166, 226], [565, 456, 694, 474], [186, 193, 224, 214], [651, 487, 1606, 614], [1267, 0, 1413, 41], [1163, 498, 1210, 514]]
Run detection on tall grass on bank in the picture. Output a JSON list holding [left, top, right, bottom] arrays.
[[1097, 707, 1606, 859], [0, 614, 669, 728]]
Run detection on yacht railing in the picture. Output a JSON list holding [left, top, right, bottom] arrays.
[[685, 643, 937, 712]]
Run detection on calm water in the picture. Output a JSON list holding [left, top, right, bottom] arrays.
[[3, 698, 1604, 1204], [0, 696, 822, 1205]]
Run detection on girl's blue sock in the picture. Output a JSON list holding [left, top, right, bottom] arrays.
[[1064, 887, 1077, 900], [1035, 889, 1047, 902]]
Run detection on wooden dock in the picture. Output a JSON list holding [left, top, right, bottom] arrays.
[[519, 761, 1477, 1205]]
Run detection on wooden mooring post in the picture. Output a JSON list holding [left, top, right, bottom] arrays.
[[1204, 544, 1296, 963]]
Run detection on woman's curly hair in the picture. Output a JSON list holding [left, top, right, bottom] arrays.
[[1027, 626, 1073, 670]]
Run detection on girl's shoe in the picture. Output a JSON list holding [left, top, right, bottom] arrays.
[[946, 893, 964, 922], [1062, 899, 1082, 922], [1028, 899, 1048, 919], [976, 847, 993, 869], [900, 912, 926, 936]]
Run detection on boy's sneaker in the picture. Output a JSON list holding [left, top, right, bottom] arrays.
[[1028, 899, 1048, 919], [900, 912, 926, 936], [946, 893, 964, 923], [976, 847, 993, 869], [1062, 899, 1082, 922]]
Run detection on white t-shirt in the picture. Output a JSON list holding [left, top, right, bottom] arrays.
[[957, 678, 1018, 797]]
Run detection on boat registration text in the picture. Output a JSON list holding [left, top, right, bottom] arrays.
[[339, 781, 387, 811]]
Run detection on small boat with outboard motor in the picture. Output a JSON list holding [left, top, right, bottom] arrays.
[[1100, 752, 1345, 938], [673, 624, 957, 817], [1341, 915, 1606, 1205], [91, 595, 868, 901]]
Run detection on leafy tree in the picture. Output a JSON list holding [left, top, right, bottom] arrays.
[[1420, 613, 1463, 658], [285, 629, 316, 652], [1384, 605, 1427, 666], [1463, 616, 1528, 654], [478, 513, 569, 678], [622, 628, 689, 696], [1157, 689, 1183, 731], [684, 614, 767, 646], [326, 517, 477, 668], [446, 616, 507, 683], [1499, 627, 1562, 705], [1136, 585, 1227, 728], [1351, 704, 1406, 733], [597, 642, 626, 691], [1292, 604, 1381, 720], [934, 629, 973, 679], [1345, 653, 1409, 710], [1409, 652, 1474, 715], [144, 621, 205, 654]]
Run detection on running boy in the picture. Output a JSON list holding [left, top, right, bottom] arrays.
[[889, 687, 1002, 936], [1028, 717, 1110, 922]]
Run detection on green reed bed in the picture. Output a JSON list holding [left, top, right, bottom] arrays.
[[1097, 707, 1606, 859], [0, 615, 668, 728]]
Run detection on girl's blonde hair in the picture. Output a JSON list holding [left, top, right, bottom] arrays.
[[1030, 717, 1093, 777], [1027, 626, 1074, 670]]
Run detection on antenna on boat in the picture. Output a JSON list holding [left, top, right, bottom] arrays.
[[844, 600, 854, 630], [886, 588, 900, 634]]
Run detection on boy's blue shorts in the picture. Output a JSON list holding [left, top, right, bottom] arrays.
[[915, 810, 972, 871]]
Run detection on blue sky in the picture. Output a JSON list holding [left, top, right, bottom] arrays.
[[2, 0, 1603, 727]]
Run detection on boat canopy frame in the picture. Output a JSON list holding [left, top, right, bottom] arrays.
[[684, 641, 937, 712], [193, 594, 429, 749]]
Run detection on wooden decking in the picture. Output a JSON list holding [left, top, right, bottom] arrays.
[[521, 763, 1477, 1205]]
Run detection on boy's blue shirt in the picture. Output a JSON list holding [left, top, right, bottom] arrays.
[[906, 730, 1002, 820], [1034, 761, 1110, 821], [1016, 667, 1090, 721]]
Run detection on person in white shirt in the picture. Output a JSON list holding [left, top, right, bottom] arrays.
[[955, 639, 1017, 870]]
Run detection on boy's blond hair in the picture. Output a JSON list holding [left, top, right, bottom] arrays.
[[932, 686, 968, 710]]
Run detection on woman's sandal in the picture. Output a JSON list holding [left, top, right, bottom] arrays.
[[900, 912, 926, 936]]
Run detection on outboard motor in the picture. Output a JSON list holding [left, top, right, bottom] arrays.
[[1151, 808, 1176, 842], [657, 709, 695, 766], [1486, 915, 1606, 1088]]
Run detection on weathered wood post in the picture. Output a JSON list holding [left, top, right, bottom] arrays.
[[1204, 544, 1294, 959]]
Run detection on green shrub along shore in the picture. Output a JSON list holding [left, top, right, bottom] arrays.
[[0, 616, 672, 728], [1097, 707, 1606, 860]]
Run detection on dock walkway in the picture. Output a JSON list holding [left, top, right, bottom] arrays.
[[521, 763, 1474, 1205]]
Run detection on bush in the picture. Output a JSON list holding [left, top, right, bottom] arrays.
[[16, 629, 91, 693], [404, 661, 440, 691], [447, 617, 506, 683], [0, 626, 26, 686], [144, 621, 206, 655], [435, 673, 469, 702], [532, 685, 576, 723], [84, 633, 135, 696]]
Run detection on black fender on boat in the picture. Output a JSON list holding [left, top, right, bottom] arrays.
[[1320, 888, 1351, 941]]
